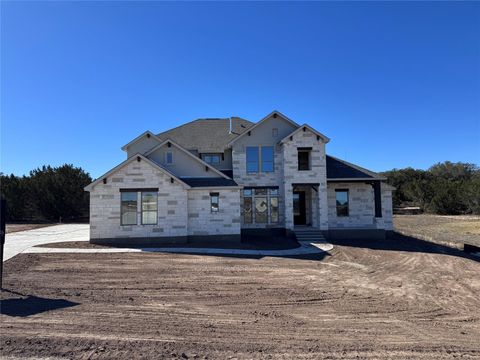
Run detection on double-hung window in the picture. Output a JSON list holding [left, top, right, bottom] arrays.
[[246, 147, 259, 173], [261, 146, 274, 172], [335, 189, 349, 217]]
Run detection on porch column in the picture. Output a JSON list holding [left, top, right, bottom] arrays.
[[283, 182, 294, 230], [372, 181, 382, 218]]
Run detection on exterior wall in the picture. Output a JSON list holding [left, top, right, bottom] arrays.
[[327, 182, 375, 228], [282, 129, 329, 230], [232, 115, 297, 228], [89, 159, 188, 240], [232, 115, 295, 187], [327, 182, 393, 230], [126, 135, 161, 158], [187, 189, 241, 236], [147, 144, 222, 178]]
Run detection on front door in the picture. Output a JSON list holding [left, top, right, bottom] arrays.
[[293, 191, 306, 225]]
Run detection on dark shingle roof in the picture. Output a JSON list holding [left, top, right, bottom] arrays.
[[157, 117, 254, 153], [326, 155, 382, 179], [179, 177, 238, 188]]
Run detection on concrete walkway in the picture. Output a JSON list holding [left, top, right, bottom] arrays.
[[4, 224, 333, 260], [3, 224, 90, 261], [25, 241, 333, 257]]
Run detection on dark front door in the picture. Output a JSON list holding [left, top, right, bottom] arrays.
[[293, 191, 306, 225]]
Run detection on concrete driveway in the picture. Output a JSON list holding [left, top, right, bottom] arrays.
[[3, 224, 89, 262]]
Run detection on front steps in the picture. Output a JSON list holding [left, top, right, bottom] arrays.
[[293, 227, 326, 243]]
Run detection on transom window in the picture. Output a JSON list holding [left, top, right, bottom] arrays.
[[298, 148, 311, 171], [335, 189, 349, 217], [242, 187, 279, 224], [204, 154, 221, 164]]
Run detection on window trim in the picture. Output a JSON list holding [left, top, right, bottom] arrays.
[[204, 154, 221, 164], [335, 189, 349, 217]]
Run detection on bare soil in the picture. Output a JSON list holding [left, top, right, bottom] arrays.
[[1, 235, 479, 359], [6, 224, 56, 234], [394, 214, 480, 248], [35, 237, 300, 250]]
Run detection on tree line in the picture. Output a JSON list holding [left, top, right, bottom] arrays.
[[1, 161, 479, 223], [1, 164, 92, 223], [381, 161, 480, 215]]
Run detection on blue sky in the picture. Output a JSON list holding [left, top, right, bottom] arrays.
[[2, 1, 479, 178]]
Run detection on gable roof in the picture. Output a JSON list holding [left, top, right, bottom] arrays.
[[227, 110, 299, 146], [144, 138, 232, 179], [120, 130, 162, 151], [156, 117, 253, 153], [279, 124, 330, 144], [326, 155, 386, 181], [84, 154, 190, 192]]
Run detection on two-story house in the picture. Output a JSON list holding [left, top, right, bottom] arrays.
[[85, 111, 394, 245]]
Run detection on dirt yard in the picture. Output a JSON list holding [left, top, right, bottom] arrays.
[[5, 224, 55, 234], [1, 236, 479, 359], [394, 214, 480, 248]]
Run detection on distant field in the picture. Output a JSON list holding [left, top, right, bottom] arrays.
[[5, 224, 55, 234], [394, 214, 480, 248]]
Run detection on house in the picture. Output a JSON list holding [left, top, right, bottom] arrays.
[[85, 111, 394, 245]]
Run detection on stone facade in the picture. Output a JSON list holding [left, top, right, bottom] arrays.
[[327, 182, 393, 230], [187, 189, 241, 236], [87, 111, 395, 242], [282, 128, 329, 230], [89, 159, 188, 240]]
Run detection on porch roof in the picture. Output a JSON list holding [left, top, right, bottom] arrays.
[[326, 155, 386, 181]]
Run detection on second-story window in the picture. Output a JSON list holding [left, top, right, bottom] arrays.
[[204, 154, 221, 164], [261, 146, 274, 172], [298, 148, 311, 170], [165, 151, 173, 165], [246, 147, 259, 173]]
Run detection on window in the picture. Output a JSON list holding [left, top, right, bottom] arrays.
[[246, 147, 259, 173], [261, 146, 274, 172], [270, 196, 279, 223], [272, 128, 278, 137], [121, 192, 137, 225], [255, 197, 268, 223], [242, 187, 279, 224], [141, 191, 158, 225], [165, 151, 173, 165], [210, 192, 219, 213], [336, 190, 349, 217], [204, 154, 221, 164], [298, 150, 310, 170]]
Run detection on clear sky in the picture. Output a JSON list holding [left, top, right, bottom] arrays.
[[1, 1, 479, 178]]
